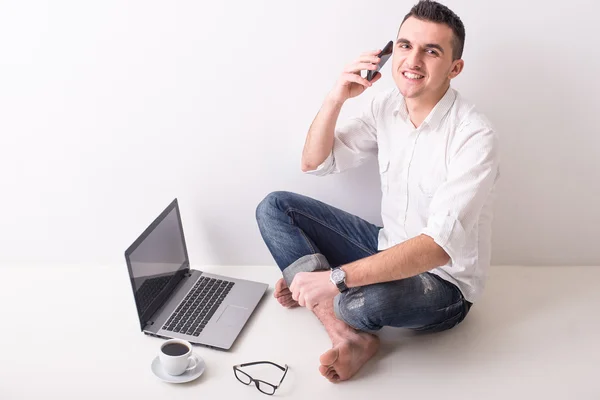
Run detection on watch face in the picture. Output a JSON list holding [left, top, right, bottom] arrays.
[[331, 268, 344, 283]]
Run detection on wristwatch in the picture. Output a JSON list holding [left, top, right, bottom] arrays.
[[330, 267, 348, 293]]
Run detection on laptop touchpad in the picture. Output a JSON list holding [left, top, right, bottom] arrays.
[[217, 305, 248, 327]]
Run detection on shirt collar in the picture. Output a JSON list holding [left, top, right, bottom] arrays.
[[393, 87, 457, 130]]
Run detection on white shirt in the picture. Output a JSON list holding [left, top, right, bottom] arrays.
[[306, 87, 500, 303]]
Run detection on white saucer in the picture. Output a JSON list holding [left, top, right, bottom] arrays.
[[151, 355, 206, 383]]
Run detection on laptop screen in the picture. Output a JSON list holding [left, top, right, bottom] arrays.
[[125, 199, 190, 330]]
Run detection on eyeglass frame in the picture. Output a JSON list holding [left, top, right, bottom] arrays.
[[232, 361, 289, 395]]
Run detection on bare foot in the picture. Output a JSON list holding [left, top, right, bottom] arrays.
[[273, 278, 299, 308], [318, 332, 380, 382]]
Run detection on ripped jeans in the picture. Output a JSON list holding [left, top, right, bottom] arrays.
[[256, 191, 472, 333]]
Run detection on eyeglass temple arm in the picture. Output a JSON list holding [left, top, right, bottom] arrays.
[[276, 364, 289, 387], [234, 361, 286, 371]]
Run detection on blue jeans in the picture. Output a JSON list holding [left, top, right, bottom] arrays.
[[256, 191, 471, 333]]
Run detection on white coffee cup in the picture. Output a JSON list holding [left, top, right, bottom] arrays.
[[159, 339, 199, 376]]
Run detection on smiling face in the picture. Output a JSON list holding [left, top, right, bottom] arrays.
[[391, 17, 464, 105]]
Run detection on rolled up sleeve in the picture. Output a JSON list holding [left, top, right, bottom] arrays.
[[304, 96, 380, 176], [421, 122, 500, 264]]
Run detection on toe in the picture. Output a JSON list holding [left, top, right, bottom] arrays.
[[318, 365, 329, 376], [319, 347, 339, 367], [284, 301, 298, 308], [277, 294, 299, 308], [278, 297, 291, 306], [275, 278, 287, 293], [274, 288, 292, 298], [326, 370, 340, 383]]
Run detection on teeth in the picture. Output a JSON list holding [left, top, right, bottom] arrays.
[[404, 72, 424, 79]]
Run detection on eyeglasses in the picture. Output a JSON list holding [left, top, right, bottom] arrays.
[[233, 361, 289, 395]]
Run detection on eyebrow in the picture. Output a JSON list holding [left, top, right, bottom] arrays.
[[396, 38, 445, 55]]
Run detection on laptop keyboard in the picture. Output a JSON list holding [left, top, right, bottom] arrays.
[[162, 276, 235, 337]]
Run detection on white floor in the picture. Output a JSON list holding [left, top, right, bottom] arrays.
[[1, 264, 599, 399]]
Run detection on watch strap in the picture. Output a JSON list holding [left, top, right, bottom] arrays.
[[332, 267, 348, 292]]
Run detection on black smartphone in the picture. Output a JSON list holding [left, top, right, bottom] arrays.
[[366, 40, 394, 81]]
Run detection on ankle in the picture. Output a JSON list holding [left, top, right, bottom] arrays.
[[330, 325, 361, 343]]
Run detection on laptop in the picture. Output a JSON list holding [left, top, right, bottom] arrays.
[[124, 198, 268, 350]]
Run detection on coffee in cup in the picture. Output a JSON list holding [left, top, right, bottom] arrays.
[[159, 339, 199, 376]]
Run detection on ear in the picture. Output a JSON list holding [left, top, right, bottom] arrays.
[[448, 59, 464, 79]]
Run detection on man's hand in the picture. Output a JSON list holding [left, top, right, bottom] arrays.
[[328, 50, 383, 104], [289, 271, 340, 311]]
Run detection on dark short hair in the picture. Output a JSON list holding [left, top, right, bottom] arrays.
[[400, 0, 465, 60]]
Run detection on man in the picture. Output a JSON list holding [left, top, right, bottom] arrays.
[[256, 0, 499, 383]]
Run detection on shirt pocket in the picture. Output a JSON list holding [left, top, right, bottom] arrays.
[[378, 152, 391, 194]]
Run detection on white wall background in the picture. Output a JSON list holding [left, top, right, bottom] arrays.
[[1, 0, 599, 268]]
